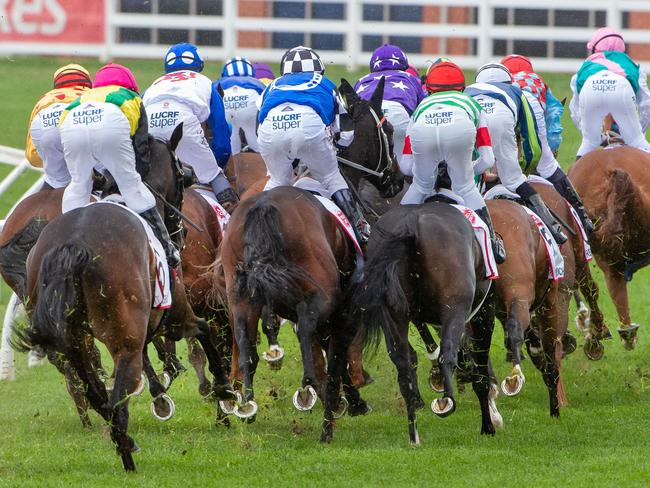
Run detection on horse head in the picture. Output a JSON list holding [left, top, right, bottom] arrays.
[[338, 77, 404, 198]]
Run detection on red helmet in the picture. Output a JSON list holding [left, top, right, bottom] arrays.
[[425, 60, 465, 94], [93, 63, 139, 93], [500, 54, 533, 75], [53, 64, 92, 89]]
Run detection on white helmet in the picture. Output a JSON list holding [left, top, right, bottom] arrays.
[[476, 63, 512, 83]]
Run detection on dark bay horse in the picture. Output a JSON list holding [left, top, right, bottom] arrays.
[[334, 202, 495, 445], [569, 146, 650, 350], [10, 133, 234, 471], [220, 186, 368, 421]]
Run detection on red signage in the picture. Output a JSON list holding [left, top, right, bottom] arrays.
[[0, 0, 105, 43]]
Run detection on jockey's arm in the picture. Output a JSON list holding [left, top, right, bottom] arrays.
[[636, 69, 650, 132], [207, 84, 232, 168], [25, 103, 44, 167], [544, 88, 564, 153], [133, 104, 151, 177], [473, 111, 495, 175], [517, 95, 542, 173], [568, 74, 581, 130]]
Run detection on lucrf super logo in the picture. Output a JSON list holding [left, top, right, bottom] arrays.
[[0, 0, 66, 35]]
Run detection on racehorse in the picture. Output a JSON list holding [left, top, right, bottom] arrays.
[[331, 202, 496, 444], [10, 126, 234, 471], [569, 145, 650, 350], [219, 186, 369, 421]]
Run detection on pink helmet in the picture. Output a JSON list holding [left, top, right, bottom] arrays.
[[405, 64, 419, 77], [93, 63, 139, 93], [587, 27, 626, 53]]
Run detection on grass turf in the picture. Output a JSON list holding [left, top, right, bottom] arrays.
[[1, 56, 650, 486]]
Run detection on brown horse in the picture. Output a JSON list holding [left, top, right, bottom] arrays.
[[219, 186, 368, 421], [569, 145, 650, 349], [337, 202, 496, 445]]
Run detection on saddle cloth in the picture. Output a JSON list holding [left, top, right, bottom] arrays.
[[484, 181, 565, 280], [193, 188, 231, 234], [92, 199, 172, 309], [450, 205, 500, 281], [293, 177, 362, 255]]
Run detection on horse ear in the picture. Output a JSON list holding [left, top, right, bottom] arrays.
[[369, 76, 385, 113], [339, 78, 360, 106], [560, 96, 567, 107], [170, 122, 183, 152]]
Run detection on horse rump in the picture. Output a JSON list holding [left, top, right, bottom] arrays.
[[0, 217, 48, 297], [12, 243, 92, 353]]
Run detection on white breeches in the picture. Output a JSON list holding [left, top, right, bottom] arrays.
[[60, 102, 155, 214], [223, 87, 260, 154], [258, 103, 348, 194], [400, 106, 486, 210], [381, 100, 411, 175], [146, 100, 222, 184], [29, 103, 70, 188], [577, 71, 650, 156]]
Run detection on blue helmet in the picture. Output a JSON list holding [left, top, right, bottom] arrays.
[[164, 43, 204, 73], [221, 56, 255, 78]]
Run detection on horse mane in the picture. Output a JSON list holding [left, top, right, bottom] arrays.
[[0, 217, 48, 297]]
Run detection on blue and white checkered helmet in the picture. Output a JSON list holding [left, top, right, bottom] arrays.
[[280, 46, 325, 75], [221, 56, 255, 77], [164, 43, 205, 73]]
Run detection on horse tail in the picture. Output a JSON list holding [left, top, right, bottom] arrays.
[[12, 243, 92, 353], [600, 169, 639, 252], [235, 199, 310, 308], [353, 215, 416, 354], [0, 218, 48, 297]]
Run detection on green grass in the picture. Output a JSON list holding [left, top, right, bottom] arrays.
[[2, 57, 650, 486]]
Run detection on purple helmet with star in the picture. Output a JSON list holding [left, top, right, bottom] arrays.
[[370, 44, 409, 72]]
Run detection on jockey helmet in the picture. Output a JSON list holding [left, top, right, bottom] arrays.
[[475, 63, 512, 83], [53, 64, 92, 89], [500, 54, 533, 75], [252, 62, 275, 80], [425, 60, 465, 93], [93, 63, 139, 93], [164, 43, 205, 73], [587, 27, 626, 53], [221, 56, 255, 77], [370, 44, 409, 72], [405, 64, 419, 78], [280, 46, 325, 75]]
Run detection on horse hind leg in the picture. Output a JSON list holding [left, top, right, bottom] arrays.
[[577, 268, 610, 360], [48, 352, 92, 428], [431, 312, 467, 419], [292, 301, 322, 413], [187, 337, 211, 398], [501, 301, 528, 397], [261, 307, 284, 371], [143, 347, 175, 422]]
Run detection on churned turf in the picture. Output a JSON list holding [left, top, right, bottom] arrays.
[[1, 57, 650, 486]]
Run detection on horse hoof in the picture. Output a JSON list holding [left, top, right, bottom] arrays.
[[562, 333, 577, 357], [292, 385, 318, 412], [233, 399, 258, 419], [158, 372, 172, 390], [219, 399, 236, 415], [332, 396, 349, 419], [130, 439, 141, 454], [27, 349, 46, 368], [199, 381, 212, 399], [500, 365, 525, 397], [618, 324, 640, 351], [130, 373, 147, 397], [262, 345, 285, 371], [151, 393, 175, 421], [431, 397, 455, 417], [428, 366, 444, 393], [575, 302, 590, 333], [584, 337, 605, 361]]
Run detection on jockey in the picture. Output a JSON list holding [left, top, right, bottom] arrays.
[[142, 43, 239, 210], [570, 27, 650, 157], [215, 56, 266, 154], [466, 63, 568, 245], [26, 64, 92, 189], [252, 62, 275, 86], [354, 44, 425, 176], [400, 60, 506, 264], [502, 55, 595, 234], [257, 45, 370, 244], [59, 63, 180, 268]]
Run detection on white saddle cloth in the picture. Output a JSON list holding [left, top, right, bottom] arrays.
[[92, 199, 172, 309], [450, 204, 500, 280], [194, 188, 231, 234]]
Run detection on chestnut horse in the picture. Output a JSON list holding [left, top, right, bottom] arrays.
[[339, 202, 496, 445], [569, 145, 650, 350]]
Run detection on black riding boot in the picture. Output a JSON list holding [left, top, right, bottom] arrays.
[[209, 173, 240, 213], [331, 188, 371, 245], [139, 207, 181, 269], [546, 167, 595, 234], [475, 206, 506, 264], [515, 181, 568, 245]]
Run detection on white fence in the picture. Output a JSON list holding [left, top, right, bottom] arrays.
[[1, 0, 650, 72]]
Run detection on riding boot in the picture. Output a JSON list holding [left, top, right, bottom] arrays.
[[475, 206, 506, 264], [139, 207, 181, 269], [515, 181, 568, 245], [546, 167, 595, 234], [331, 188, 371, 245], [209, 172, 240, 214]]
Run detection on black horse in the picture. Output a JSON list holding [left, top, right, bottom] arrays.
[[321, 202, 496, 444]]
